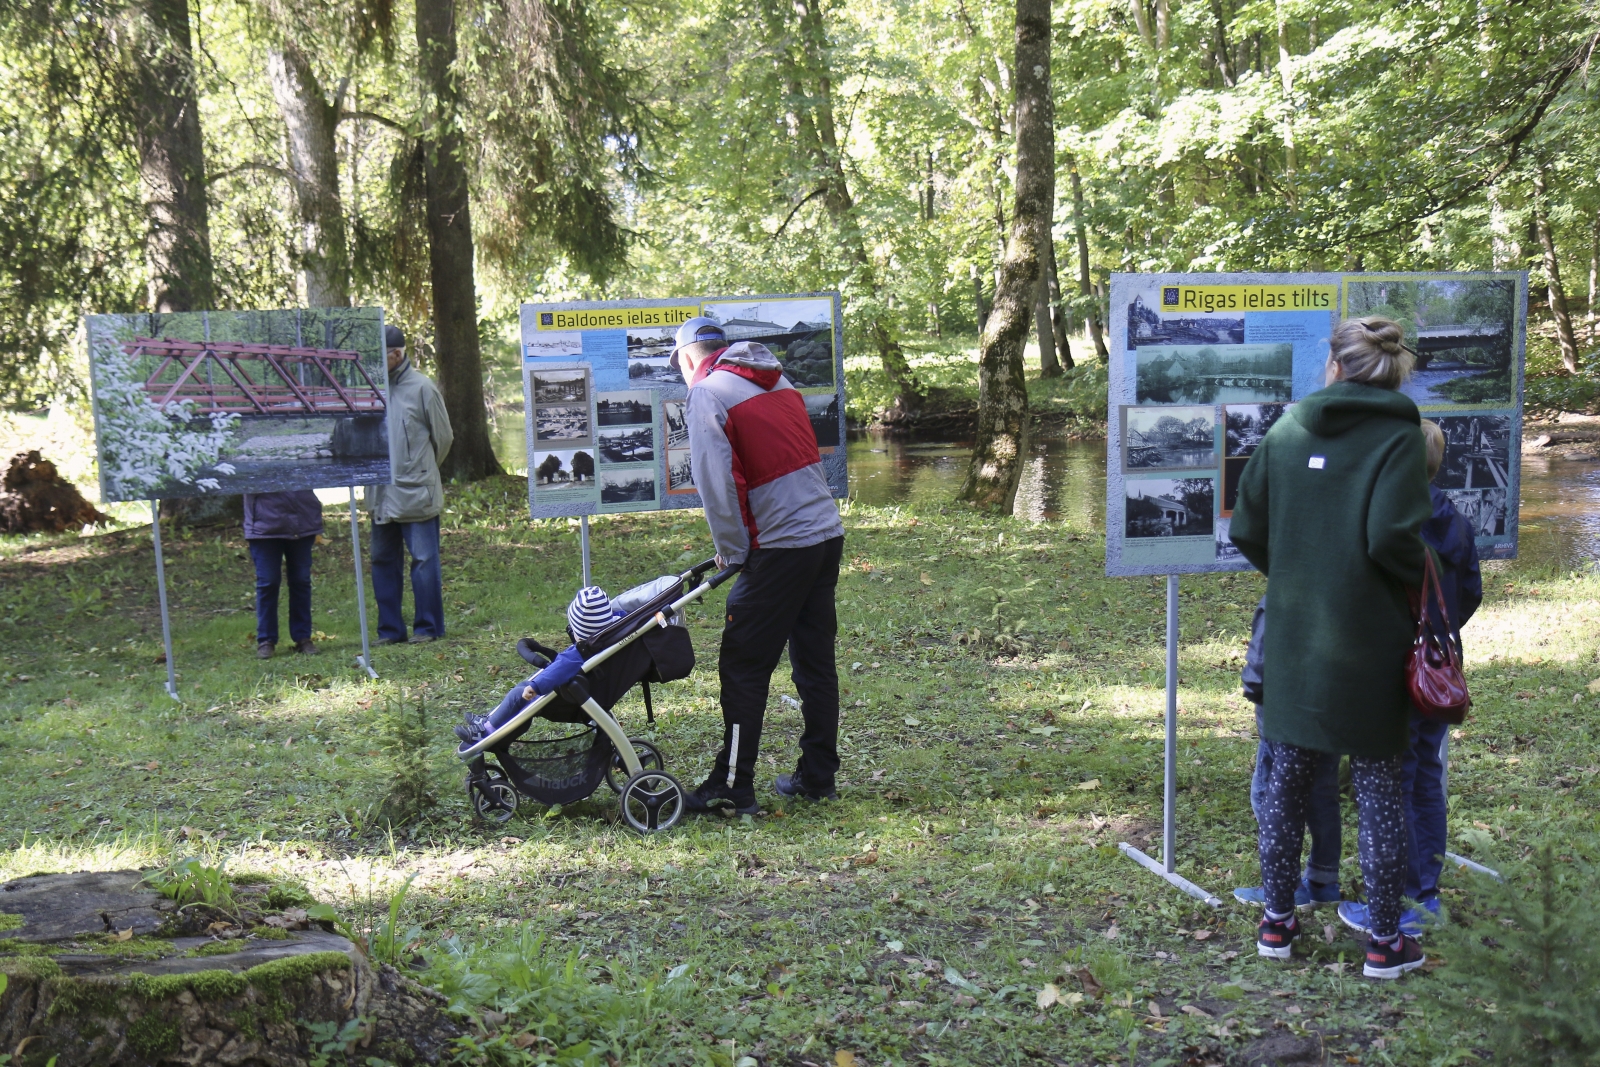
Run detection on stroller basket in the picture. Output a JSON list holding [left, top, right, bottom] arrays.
[[499, 727, 613, 807]]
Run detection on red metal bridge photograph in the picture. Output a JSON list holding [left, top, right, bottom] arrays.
[[130, 338, 386, 417]]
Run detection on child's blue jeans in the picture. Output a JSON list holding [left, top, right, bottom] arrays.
[[1402, 714, 1449, 903], [1252, 710, 1342, 885], [487, 677, 539, 731]]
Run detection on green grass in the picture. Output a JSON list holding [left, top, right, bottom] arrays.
[[2, 483, 1598, 1064]]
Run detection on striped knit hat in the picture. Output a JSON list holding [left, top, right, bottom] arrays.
[[567, 586, 614, 642]]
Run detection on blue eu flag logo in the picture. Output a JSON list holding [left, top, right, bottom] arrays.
[[540, 312, 554, 326], [1162, 288, 1179, 306]]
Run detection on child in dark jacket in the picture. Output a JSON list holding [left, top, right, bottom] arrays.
[[1338, 420, 1483, 938], [1232, 597, 1344, 908], [456, 586, 621, 742]]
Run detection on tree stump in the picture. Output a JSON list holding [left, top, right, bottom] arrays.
[[0, 451, 108, 534], [0, 870, 460, 1066]]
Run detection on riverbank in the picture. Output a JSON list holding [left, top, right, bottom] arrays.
[[2, 480, 1596, 1065]]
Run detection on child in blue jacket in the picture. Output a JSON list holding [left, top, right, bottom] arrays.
[[1339, 420, 1482, 937], [456, 587, 619, 742]]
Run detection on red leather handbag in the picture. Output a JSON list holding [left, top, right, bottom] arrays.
[[1407, 552, 1472, 724]]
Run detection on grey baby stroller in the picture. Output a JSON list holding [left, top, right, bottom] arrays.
[[455, 558, 738, 833]]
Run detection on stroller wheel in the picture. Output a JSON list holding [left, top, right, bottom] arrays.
[[618, 770, 685, 834], [469, 770, 519, 824], [605, 739, 664, 795]]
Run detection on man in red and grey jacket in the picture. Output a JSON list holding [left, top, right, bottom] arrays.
[[672, 316, 846, 814]]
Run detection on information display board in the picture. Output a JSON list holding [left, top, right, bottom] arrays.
[[1105, 272, 1526, 576], [519, 293, 847, 518], [86, 307, 390, 501]]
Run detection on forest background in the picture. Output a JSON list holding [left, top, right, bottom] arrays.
[[3, 0, 1600, 486]]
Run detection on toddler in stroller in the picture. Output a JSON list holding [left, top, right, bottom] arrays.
[[455, 558, 738, 833]]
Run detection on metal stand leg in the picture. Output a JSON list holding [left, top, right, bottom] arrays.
[[1118, 574, 1222, 908], [150, 500, 179, 702], [580, 514, 592, 587], [1437, 732, 1502, 880], [349, 487, 377, 679]]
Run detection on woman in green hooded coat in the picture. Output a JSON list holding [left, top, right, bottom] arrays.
[[1229, 317, 1432, 980]]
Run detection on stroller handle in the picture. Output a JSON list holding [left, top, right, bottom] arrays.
[[706, 563, 741, 589]]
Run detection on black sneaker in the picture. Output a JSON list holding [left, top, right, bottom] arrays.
[[683, 779, 760, 816], [1364, 934, 1426, 979], [1257, 914, 1299, 960], [775, 772, 837, 801]]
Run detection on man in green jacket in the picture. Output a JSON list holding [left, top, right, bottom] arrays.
[[369, 325, 454, 644]]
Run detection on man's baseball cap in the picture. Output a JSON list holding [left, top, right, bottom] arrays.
[[669, 317, 726, 371], [384, 324, 405, 349]]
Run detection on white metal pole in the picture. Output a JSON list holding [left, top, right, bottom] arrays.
[[1116, 572, 1220, 908], [580, 514, 592, 587], [1164, 573, 1178, 872], [1437, 729, 1502, 880], [348, 487, 377, 679], [150, 500, 178, 701]]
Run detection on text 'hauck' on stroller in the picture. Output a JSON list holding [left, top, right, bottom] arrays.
[[454, 557, 739, 833]]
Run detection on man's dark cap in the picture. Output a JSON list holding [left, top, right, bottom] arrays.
[[384, 324, 405, 349]]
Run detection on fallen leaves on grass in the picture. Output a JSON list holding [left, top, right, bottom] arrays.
[[1075, 779, 1100, 790]]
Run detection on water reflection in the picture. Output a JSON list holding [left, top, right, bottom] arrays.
[[846, 434, 1105, 529], [847, 433, 1600, 572]]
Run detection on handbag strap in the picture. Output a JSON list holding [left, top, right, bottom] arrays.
[[1419, 550, 1460, 660]]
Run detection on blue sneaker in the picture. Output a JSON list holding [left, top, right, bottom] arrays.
[[1232, 878, 1341, 909], [1338, 898, 1440, 939]]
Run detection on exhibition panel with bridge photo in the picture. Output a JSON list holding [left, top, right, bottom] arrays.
[[1105, 272, 1526, 577]]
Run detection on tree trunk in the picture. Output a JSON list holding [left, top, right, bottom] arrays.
[[1209, 0, 1235, 87], [1276, 1, 1296, 175], [1036, 276, 1060, 378], [1068, 157, 1108, 360], [959, 0, 1050, 511], [1588, 211, 1598, 339], [1129, 0, 1153, 49], [1045, 234, 1074, 369], [971, 263, 988, 329], [268, 42, 350, 307], [1155, 0, 1170, 49], [790, 0, 920, 412], [1533, 167, 1580, 373], [127, 0, 212, 313], [416, 0, 502, 480]]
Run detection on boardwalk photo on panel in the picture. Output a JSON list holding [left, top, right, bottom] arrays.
[[85, 307, 389, 501]]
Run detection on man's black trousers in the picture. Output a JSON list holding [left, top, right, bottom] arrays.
[[709, 535, 844, 797]]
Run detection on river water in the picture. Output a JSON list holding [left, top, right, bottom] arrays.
[[845, 434, 1600, 573], [489, 413, 1598, 572]]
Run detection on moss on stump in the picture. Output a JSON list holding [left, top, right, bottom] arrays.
[[0, 870, 459, 1066]]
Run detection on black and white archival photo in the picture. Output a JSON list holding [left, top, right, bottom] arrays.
[[1125, 477, 1216, 538], [596, 390, 654, 426], [626, 327, 676, 361], [1444, 487, 1509, 537], [1136, 343, 1293, 404], [535, 405, 590, 442], [533, 448, 594, 486], [597, 426, 655, 464], [1127, 294, 1244, 347], [667, 449, 694, 491], [533, 371, 589, 405], [524, 332, 584, 360], [628, 356, 683, 386], [1224, 403, 1292, 457], [1122, 405, 1215, 471], [1215, 517, 1244, 562], [663, 399, 688, 449], [1430, 414, 1512, 490], [804, 391, 841, 447], [601, 469, 657, 505]]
